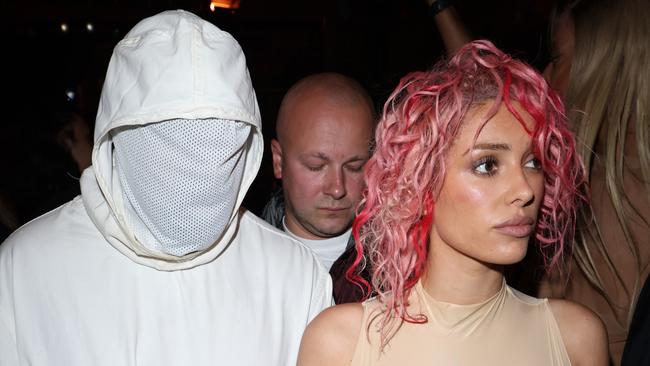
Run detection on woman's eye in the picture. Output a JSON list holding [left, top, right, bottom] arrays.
[[474, 157, 498, 176], [524, 157, 542, 170]]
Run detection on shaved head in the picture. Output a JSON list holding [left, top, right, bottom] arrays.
[[271, 72, 375, 240], [276, 73, 375, 142]]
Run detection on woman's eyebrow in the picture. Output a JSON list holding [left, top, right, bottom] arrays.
[[463, 143, 511, 155], [474, 143, 511, 150]]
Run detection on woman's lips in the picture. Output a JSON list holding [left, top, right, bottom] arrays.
[[494, 224, 533, 238], [494, 216, 535, 238]]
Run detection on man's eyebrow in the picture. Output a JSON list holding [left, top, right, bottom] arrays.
[[299, 153, 369, 162], [299, 152, 329, 161], [463, 143, 511, 155], [345, 155, 370, 163]]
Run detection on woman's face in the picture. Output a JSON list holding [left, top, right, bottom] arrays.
[[429, 102, 544, 266], [543, 11, 575, 96]]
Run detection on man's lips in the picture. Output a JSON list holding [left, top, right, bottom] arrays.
[[319, 207, 349, 212], [494, 216, 535, 238]]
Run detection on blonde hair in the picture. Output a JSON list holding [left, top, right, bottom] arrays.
[[560, 0, 650, 325]]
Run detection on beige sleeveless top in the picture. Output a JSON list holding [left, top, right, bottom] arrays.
[[351, 280, 571, 366]]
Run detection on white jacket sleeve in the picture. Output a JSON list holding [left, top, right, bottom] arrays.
[[308, 268, 334, 322], [0, 243, 19, 365], [0, 314, 19, 365]]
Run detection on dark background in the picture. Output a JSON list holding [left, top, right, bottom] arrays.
[[0, 0, 554, 231]]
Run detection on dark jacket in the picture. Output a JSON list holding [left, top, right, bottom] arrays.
[[261, 190, 370, 304], [621, 275, 650, 365]]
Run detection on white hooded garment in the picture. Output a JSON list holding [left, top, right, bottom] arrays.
[[0, 10, 332, 366]]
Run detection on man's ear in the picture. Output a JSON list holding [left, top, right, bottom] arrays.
[[270, 139, 283, 179]]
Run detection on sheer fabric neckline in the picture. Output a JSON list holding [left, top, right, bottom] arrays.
[[414, 278, 508, 330]]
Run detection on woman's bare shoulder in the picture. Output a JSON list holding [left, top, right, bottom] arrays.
[[297, 302, 366, 366], [547, 299, 609, 366]]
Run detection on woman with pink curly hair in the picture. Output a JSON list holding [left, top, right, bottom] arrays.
[[297, 40, 608, 366]]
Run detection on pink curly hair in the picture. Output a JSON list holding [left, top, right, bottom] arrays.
[[349, 40, 588, 342]]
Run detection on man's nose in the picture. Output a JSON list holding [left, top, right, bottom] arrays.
[[324, 168, 346, 200]]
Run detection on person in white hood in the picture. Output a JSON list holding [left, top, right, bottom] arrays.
[[0, 9, 332, 366]]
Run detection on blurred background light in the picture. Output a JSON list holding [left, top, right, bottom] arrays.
[[65, 89, 75, 102], [209, 0, 240, 12]]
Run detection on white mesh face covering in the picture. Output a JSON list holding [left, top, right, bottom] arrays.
[[112, 118, 251, 257]]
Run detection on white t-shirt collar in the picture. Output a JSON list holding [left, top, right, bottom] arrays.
[[283, 217, 351, 272]]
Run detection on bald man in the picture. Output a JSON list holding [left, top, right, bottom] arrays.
[[262, 73, 374, 304]]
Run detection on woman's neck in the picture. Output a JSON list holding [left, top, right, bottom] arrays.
[[421, 237, 505, 305]]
